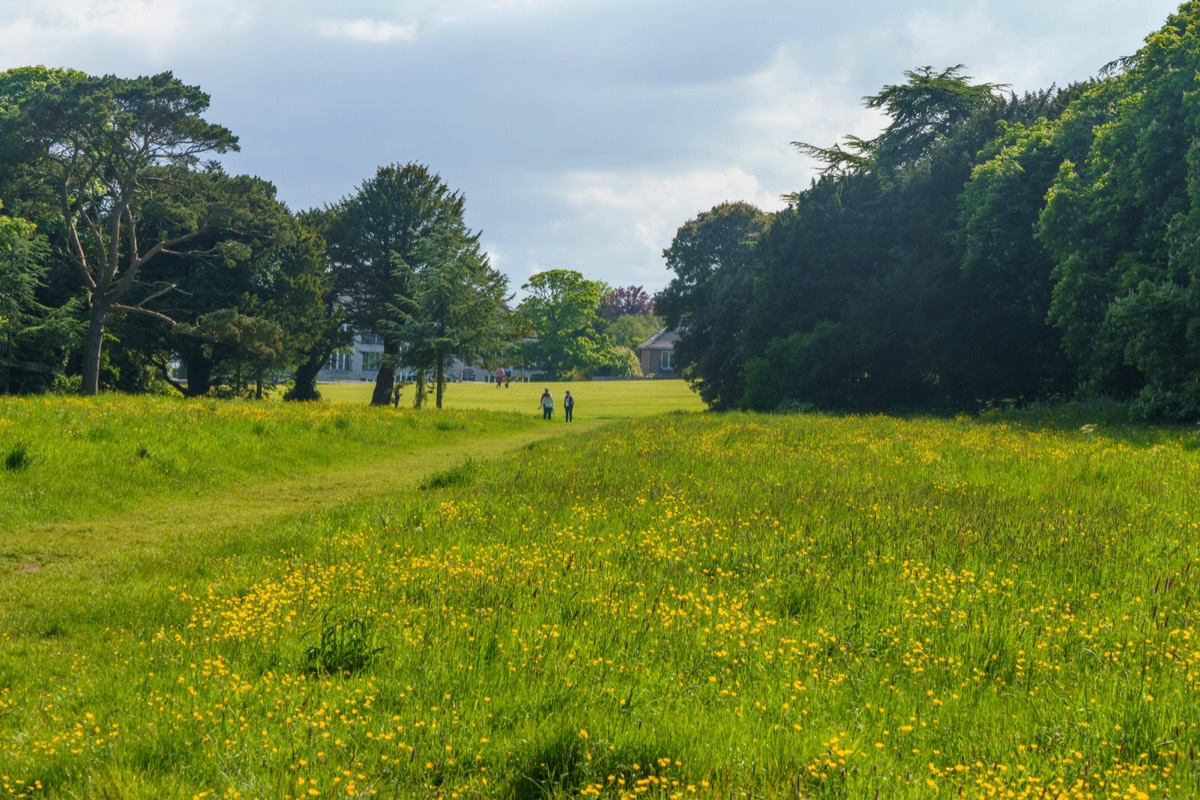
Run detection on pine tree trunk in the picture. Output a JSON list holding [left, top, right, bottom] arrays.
[[183, 356, 213, 398], [371, 341, 399, 406], [435, 359, 445, 409], [414, 372, 426, 409], [285, 352, 326, 401], [80, 304, 108, 395]]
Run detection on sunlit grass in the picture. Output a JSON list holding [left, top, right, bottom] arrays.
[[0, 393, 536, 533], [3, 401, 1200, 798], [317, 378, 704, 418]]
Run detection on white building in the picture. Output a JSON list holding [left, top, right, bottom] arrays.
[[316, 331, 521, 384]]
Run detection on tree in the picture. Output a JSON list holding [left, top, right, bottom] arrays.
[[956, 113, 1074, 402], [0, 204, 78, 393], [323, 163, 472, 405], [1, 69, 238, 394], [741, 67, 1035, 412], [111, 168, 332, 398], [605, 313, 662, 350], [276, 217, 342, 402], [387, 226, 509, 408], [517, 270, 613, 380], [599, 285, 653, 320], [284, 208, 349, 402], [795, 65, 1005, 176], [656, 202, 769, 409], [172, 309, 284, 398], [1037, 3, 1200, 417]]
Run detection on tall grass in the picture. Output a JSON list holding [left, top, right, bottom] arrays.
[[3, 404, 1200, 797], [0, 394, 535, 531]]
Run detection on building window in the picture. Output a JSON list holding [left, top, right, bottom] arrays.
[[327, 352, 353, 371], [360, 332, 383, 346], [361, 352, 382, 372], [660, 350, 672, 371]]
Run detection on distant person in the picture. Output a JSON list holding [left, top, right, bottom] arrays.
[[539, 388, 554, 420], [563, 390, 574, 422], [495, 367, 505, 387], [504, 367, 512, 387]]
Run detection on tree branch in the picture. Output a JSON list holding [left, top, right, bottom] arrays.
[[148, 355, 189, 395], [110, 303, 177, 326]]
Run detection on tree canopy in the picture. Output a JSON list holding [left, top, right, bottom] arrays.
[[321, 163, 474, 405], [387, 225, 510, 408], [656, 201, 768, 409], [662, 4, 1200, 420], [516, 270, 615, 380], [1, 68, 239, 394]]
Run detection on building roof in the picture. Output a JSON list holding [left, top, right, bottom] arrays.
[[635, 328, 679, 351]]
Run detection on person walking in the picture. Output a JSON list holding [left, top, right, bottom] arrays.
[[538, 388, 554, 420], [563, 390, 574, 422], [495, 366, 505, 387]]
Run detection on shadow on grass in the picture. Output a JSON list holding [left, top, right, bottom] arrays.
[[418, 460, 477, 491], [507, 730, 673, 800]]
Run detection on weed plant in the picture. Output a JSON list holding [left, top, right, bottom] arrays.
[[3, 442, 31, 472], [302, 611, 385, 677], [2, 406, 1200, 798]]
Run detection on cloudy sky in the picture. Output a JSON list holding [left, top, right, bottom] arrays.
[[0, 0, 1185, 295]]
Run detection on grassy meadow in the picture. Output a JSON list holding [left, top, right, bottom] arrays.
[[315, 379, 705, 419], [0, 394, 539, 535], [3, 392, 1200, 798]]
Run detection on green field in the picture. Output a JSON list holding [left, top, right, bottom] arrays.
[[316, 378, 704, 419], [2, 392, 1200, 798]]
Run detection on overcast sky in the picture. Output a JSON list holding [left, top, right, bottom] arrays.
[[0, 0, 1185, 295]]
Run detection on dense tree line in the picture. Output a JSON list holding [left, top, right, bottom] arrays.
[[659, 3, 1200, 421], [0, 65, 656, 402], [0, 69, 521, 403]]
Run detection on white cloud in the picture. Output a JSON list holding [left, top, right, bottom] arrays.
[[729, 45, 892, 193], [0, 0, 254, 68], [538, 166, 777, 289], [482, 241, 504, 268], [559, 166, 777, 216], [315, 17, 417, 44]]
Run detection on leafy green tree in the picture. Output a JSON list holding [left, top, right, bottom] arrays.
[[517, 270, 613, 379], [742, 67, 1035, 412], [173, 309, 284, 398], [657, 202, 769, 409], [605, 313, 662, 350], [865, 66, 1006, 173], [284, 208, 349, 402], [0, 205, 78, 393], [608, 345, 644, 378], [0, 69, 238, 394], [956, 114, 1074, 401], [323, 163, 471, 405], [387, 226, 510, 409], [116, 170, 330, 398], [1037, 4, 1200, 417], [275, 218, 341, 402]]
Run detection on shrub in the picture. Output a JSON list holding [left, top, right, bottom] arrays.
[[302, 612, 384, 677], [4, 442, 32, 472]]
